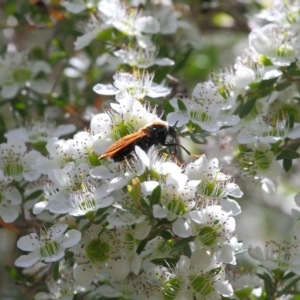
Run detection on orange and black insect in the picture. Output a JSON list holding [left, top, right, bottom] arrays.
[[99, 121, 190, 162]]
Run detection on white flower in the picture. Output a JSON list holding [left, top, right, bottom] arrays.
[[68, 131, 99, 165], [0, 170, 21, 223], [15, 223, 81, 268], [167, 81, 240, 131], [34, 138, 73, 175], [147, 249, 233, 299], [63, 0, 98, 13], [0, 51, 51, 99], [190, 205, 236, 253], [71, 223, 131, 286], [236, 142, 281, 195], [249, 24, 298, 66], [249, 241, 300, 275], [74, 15, 108, 50], [152, 173, 200, 238], [33, 162, 101, 216], [34, 261, 89, 300], [113, 46, 174, 68], [237, 113, 300, 144], [98, 0, 160, 37], [5, 120, 75, 145], [235, 46, 282, 81], [0, 139, 41, 182], [93, 70, 171, 101], [185, 155, 242, 215], [153, 4, 190, 35]]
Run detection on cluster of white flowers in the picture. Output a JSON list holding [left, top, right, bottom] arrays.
[[1, 0, 300, 299]]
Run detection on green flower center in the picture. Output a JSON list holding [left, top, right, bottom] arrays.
[[200, 181, 222, 198], [88, 152, 101, 167], [190, 111, 211, 123], [112, 121, 135, 140], [13, 68, 32, 83], [86, 239, 110, 263], [217, 85, 230, 100], [167, 199, 187, 215], [190, 275, 213, 296], [32, 141, 47, 153], [199, 226, 217, 246], [254, 150, 271, 170], [39, 241, 60, 258], [125, 233, 135, 252], [4, 163, 23, 178], [276, 44, 294, 58], [162, 278, 181, 300]]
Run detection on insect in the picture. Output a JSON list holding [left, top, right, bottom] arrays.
[[99, 121, 190, 162]]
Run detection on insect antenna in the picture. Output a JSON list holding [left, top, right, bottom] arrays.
[[162, 142, 191, 156]]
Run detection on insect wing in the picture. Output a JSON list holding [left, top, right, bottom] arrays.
[[100, 131, 148, 159]]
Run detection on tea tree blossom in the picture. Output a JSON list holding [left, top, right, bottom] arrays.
[[0, 170, 22, 223], [93, 70, 171, 101], [15, 223, 81, 267], [190, 205, 236, 263], [236, 142, 281, 194], [113, 46, 174, 68], [0, 51, 51, 99], [5, 120, 75, 145], [98, 0, 160, 37], [185, 155, 243, 215], [249, 24, 298, 66], [237, 113, 300, 144], [152, 173, 200, 238], [71, 223, 131, 286], [167, 81, 240, 131], [0, 139, 42, 182], [249, 241, 300, 275]]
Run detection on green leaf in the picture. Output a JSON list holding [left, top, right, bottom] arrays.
[[276, 149, 300, 160], [52, 261, 60, 281], [177, 98, 187, 111], [5, 266, 23, 282], [234, 287, 253, 300], [288, 112, 294, 129], [94, 207, 109, 217], [239, 96, 257, 118], [289, 140, 300, 151], [61, 79, 70, 98], [190, 133, 206, 144], [4, 0, 18, 15], [283, 158, 293, 172], [25, 190, 43, 201], [163, 98, 175, 115], [49, 51, 67, 66], [81, 222, 92, 232], [93, 213, 108, 224], [159, 231, 173, 240], [255, 77, 278, 89], [275, 81, 291, 91], [150, 185, 161, 207], [182, 243, 192, 257], [30, 46, 44, 60], [169, 237, 193, 254], [276, 275, 300, 297], [151, 258, 178, 268], [140, 197, 150, 210], [282, 271, 296, 280], [173, 47, 193, 72], [257, 272, 274, 298]]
